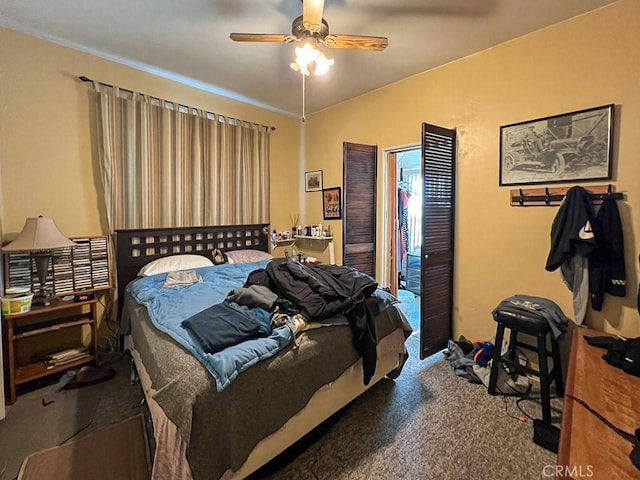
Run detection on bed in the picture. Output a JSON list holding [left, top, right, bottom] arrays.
[[116, 224, 412, 480]]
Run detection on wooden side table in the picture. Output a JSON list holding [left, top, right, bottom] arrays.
[[558, 326, 640, 479], [2, 298, 98, 404]]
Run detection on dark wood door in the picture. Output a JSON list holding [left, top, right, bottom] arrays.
[[420, 123, 456, 359], [343, 142, 377, 277]]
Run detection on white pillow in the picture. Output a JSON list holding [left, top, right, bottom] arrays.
[[137, 254, 213, 277], [224, 249, 272, 264]]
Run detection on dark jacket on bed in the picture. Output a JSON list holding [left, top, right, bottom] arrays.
[[264, 259, 377, 319], [261, 258, 381, 384], [182, 302, 271, 353]]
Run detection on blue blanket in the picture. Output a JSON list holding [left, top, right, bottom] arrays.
[[127, 260, 294, 391]]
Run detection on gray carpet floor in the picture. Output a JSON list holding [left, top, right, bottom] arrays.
[[0, 327, 560, 480], [252, 334, 558, 480], [0, 352, 146, 480]]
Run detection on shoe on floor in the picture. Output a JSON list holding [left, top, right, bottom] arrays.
[[64, 366, 115, 389]]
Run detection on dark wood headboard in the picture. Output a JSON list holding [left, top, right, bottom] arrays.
[[115, 224, 269, 315]]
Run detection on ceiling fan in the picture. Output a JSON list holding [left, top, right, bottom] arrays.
[[230, 0, 389, 53]]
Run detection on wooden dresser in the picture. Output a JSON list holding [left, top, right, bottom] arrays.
[[558, 326, 640, 479]]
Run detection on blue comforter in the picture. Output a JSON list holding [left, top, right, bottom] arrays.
[[127, 260, 294, 391]]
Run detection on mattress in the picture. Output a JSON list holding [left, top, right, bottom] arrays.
[[121, 259, 411, 480]]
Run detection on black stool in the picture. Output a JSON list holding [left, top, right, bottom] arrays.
[[487, 305, 564, 424]]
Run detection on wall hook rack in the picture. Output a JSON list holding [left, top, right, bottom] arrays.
[[510, 184, 624, 207]]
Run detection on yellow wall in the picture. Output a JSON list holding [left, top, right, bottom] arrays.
[[305, 0, 640, 340], [1, 0, 638, 346], [0, 27, 300, 239], [0, 27, 301, 345]]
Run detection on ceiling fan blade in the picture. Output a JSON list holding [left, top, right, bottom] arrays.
[[229, 33, 295, 43], [323, 34, 388, 51], [303, 0, 325, 33]]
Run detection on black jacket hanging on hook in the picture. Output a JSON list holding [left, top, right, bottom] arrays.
[[545, 186, 596, 324], [545, 186, 597, 271], [589, 197, 626, 310]]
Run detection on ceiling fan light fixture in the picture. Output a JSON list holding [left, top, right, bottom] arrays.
[[290, 40, 333, 76], [313, 51, 334, 76], [293, 42, 318, 76]]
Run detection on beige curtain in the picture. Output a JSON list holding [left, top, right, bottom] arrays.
[[88, 82, 270, 230]]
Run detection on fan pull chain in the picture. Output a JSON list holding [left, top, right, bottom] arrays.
[[301, 74, 306, 123]]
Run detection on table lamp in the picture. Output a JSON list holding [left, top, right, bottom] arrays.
[[2, 216, 76, 306]]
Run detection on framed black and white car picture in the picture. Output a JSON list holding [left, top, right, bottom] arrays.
[[499, 104, 614, 186]]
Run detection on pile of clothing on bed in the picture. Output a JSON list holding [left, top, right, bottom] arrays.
[[444, 336, 531, 394], [181, 258, 389, 385]]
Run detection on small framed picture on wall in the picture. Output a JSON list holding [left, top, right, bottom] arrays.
[[305, 170, 323, 192], [322, 187, 342, 220]]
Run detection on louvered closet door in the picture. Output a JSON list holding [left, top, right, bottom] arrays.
[[420, 123, 456, 359], [343, 142, 377, 277]]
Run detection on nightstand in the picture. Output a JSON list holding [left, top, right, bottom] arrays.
[[2, 298, 99, 404]]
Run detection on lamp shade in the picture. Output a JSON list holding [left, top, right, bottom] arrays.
[[1, 216, 76, 252]]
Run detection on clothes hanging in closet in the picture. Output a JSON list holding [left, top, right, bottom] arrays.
[[397, 181, 411, 271]]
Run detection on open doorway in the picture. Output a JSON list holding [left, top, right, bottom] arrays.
[[397, 150, 423, 295], [384, 123, 456, 359], [384, 146, 422, 334]]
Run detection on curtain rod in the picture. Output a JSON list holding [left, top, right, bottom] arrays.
[[78, 76, 276, 131]]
